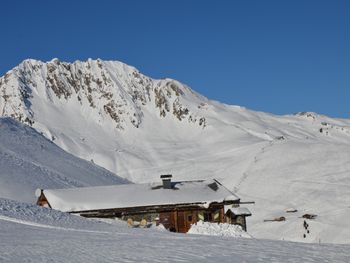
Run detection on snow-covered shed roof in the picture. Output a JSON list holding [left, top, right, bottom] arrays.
[[37, 179, 240, 213], [224, 205, 252, 216]]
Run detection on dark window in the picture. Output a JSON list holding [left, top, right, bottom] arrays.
[[204, 212, 212, 221], [208, 182, 218, 191], [187, 215, 193, 222]]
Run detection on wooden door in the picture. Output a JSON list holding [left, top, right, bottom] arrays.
[[159, 212, 176, 232], [177, 211, 197, 233]]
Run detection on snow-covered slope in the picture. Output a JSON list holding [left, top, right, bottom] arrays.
[[0, 58, 210, 180], [1, 59, 350, 244], [0, 117, 127, 203], [1, 198, 349, 263]]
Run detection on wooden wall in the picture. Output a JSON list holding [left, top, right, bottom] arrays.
[[159, 207, 224, 233]]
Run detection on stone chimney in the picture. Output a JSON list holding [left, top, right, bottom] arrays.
[[160, 174, 172, 189]]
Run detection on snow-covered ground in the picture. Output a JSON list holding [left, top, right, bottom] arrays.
[[1, 198, 349, 263]]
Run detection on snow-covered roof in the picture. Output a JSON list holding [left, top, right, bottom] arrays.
[[39, 180, 240, 213], [224, 206, 251, 216]]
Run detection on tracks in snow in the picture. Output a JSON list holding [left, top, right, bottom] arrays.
[[233, 140, 277, 193]]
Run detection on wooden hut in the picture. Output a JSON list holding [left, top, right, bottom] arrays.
[[36, 175, 252, 233]]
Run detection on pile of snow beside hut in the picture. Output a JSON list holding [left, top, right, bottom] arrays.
[[188, 221, 251, 238]]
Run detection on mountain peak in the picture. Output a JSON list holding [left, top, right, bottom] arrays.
[[0, 58, 207, 131]]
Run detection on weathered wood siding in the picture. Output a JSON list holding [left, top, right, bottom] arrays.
[[159, 212, 176, 231], [176, 210, 198, 233], [36, 192, 51, 208], [36, 194, 249, 233]]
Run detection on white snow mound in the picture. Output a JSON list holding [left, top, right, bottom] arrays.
[[188, 220, 252, 238]]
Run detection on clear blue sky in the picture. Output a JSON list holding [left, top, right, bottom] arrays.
[[1, 1, 349, 117]]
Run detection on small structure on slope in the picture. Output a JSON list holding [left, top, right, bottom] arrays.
[[36, 175, 252, 233]]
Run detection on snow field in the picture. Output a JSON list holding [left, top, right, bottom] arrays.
[[0, 198, 349, 263]]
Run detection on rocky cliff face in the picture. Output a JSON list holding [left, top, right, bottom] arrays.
[[0, 58, 206, 130]]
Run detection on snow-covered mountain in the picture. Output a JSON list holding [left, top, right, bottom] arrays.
[[0, 117, 127, 203], [0, 58, 210, 180], [1, 58, 350, 244]]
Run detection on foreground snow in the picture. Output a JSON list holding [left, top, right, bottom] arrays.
[[0, 199, 349, 263]]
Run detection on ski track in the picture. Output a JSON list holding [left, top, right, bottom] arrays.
[[234, 140, 275, 193]]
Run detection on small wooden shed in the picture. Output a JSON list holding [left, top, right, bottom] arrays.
[[36, 175, 252, 233]]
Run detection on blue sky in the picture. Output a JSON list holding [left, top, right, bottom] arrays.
[[1, 0, 349, 117]]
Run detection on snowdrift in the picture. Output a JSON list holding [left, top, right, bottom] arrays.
[[188, 221, 251, 238]]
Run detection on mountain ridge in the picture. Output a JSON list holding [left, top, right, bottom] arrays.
[[0, 58, 208, 130]]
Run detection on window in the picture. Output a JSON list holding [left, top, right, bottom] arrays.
[[187, 215, 193, 222], [204, 212, 212, 221], [197, 210, 220, 222], [213, 210, 220, 221], [207, 182, 218, 191], [198, 211, 212, 221], [198, 211, 204, 221]]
